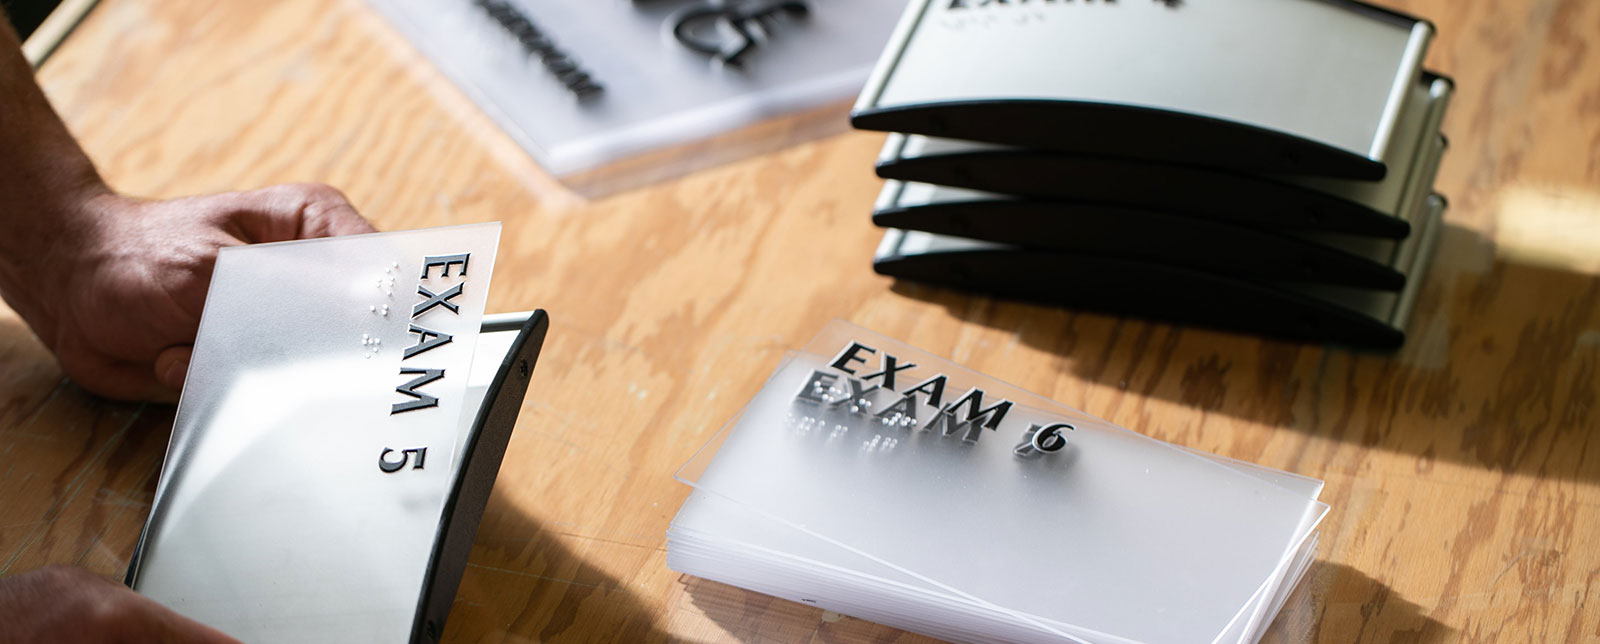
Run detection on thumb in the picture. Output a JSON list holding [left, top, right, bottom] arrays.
[[121, 588, 244, 644], [145, 603, 245, 644], [155, 346, 193, 393]]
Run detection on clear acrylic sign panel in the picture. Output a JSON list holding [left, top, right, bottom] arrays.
[[673, 378, 1322, 643], [366, 0, 907, 178], [677, 322, 1327, 644], [130, 224, 500, 643], [672, 483, 1320, 644]]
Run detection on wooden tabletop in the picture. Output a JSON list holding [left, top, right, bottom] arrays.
[[3, 0, 1597, 642]]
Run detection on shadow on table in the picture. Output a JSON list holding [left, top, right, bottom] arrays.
[[0, 314, 172, 579], [435, 493, 672, 644], [1261, 561, 1451, 644], [884, 222, 1600, 483]]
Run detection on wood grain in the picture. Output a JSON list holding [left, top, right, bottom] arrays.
[[1, 0, 1597, 642]]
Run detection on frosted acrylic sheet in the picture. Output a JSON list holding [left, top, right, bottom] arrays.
[[674, 354, 1323, 644], [130, 224, 500, 643], [672, 432, 1323, 644], [366, 0, 905, 178], [671, 488, 1319, 644], [678, 322, 1327, 644]]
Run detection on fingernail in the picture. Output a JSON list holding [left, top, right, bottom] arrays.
[[160, 359, 187, 389]]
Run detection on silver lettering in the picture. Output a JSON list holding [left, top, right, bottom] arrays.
[[921, 388, 1012, 442], [796, 370, 840, 405]]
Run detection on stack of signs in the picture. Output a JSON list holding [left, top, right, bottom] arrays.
[[669, 321, 1327, 644], [852, 0, 1452, 348], [366, 0, 907, 193]]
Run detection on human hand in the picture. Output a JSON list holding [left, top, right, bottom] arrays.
[[0, 183, 376, 402], [0, 566, 241, 644], [0, 22, 377, 402]]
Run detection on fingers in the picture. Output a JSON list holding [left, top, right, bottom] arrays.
[[83, 363, 178, 403], [0, 567, 241, 644], [131, 591, 245, 644], [42, 183, 375, 404], [155, 346, 193, 392], [54, 342, 179, 403], [68, 568, 241, 644], [223, 183, 377, 244], [299, 185, 379, 238]]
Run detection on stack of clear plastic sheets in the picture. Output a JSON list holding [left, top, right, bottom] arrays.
[[669, 322, 1327, 644]]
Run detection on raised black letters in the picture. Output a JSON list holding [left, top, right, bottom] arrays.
[[829, 342, 875, 375], [942, 388, 1012, 430], [379, 447, 428, 472], [421, 253, 471, 279], [922, 388, 1012, 443], [403, 324, 454, 359], [413, 282, 464, 317], [904, 374, 949, 409], [392, 367, 445, 414], [861, 354, 916, 391], [1014, 423, 1073, 457]]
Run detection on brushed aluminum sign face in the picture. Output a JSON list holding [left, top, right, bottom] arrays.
[[127, 224, 500, 643], [854, 0, 1433, 177]]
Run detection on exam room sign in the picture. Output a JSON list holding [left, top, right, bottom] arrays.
[[795, 340, 1072, 458]]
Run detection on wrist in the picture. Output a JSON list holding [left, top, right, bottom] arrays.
[[0, 23, 114, 317], [0, 178, 118, 336]]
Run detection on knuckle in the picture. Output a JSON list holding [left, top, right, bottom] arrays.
[[84, 591, 140, 632], [249, 182, 345, 210], [292, 182, 351, 207], [53, 345, 100, 376], [24, 567, 131, 625], [28, 565, 99, 591]]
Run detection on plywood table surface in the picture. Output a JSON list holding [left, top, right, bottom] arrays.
[[2, 0, 1598, 642]]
